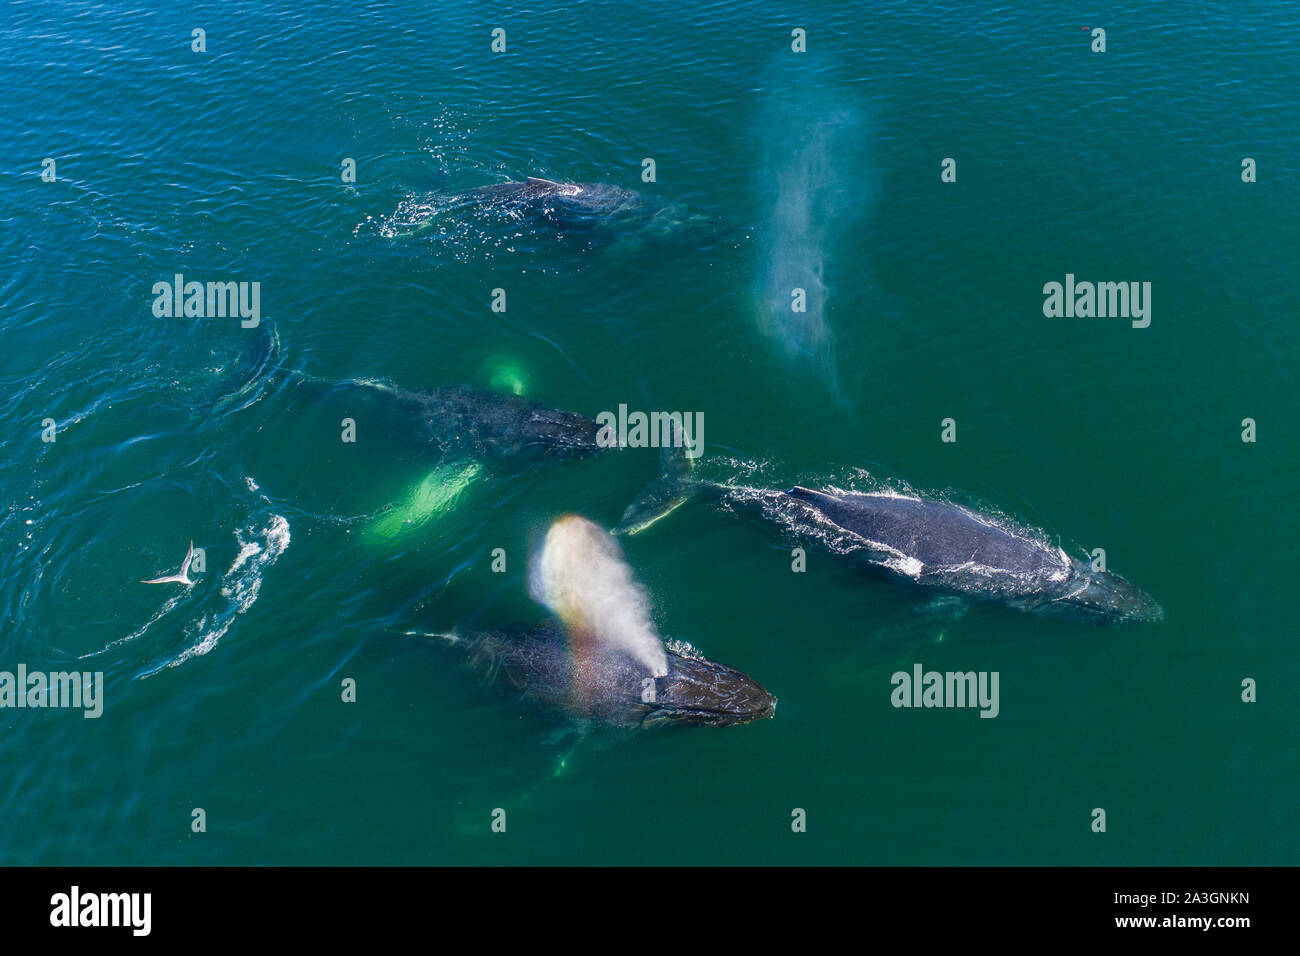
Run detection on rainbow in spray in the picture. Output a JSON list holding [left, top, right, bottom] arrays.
[[529, 514, 669, 684]]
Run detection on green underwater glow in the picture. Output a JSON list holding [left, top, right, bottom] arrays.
[[364, 461, 483, 542], [484, 355, 528, 396]]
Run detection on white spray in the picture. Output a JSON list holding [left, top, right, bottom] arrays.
[[755, 74, 869, 405], [528, 515, 668, 677]]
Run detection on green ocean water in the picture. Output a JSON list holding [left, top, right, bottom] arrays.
[[1, 0, 1296, 865]]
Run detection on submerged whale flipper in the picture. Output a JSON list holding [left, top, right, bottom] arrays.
[[364, 461, 483, 543], [613, 422, 698, 535]]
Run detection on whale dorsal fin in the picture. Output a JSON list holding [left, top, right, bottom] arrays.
[[789, 486, 823, 499], [787, 486, 839, 508]]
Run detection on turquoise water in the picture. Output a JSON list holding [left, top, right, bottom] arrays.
[[1, 1, 1295, 865]]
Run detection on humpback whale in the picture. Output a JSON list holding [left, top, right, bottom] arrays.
[[431, 628, 776, 728], [257, 376, 611, 540], [615, 445, 1162, 624], [460, 177, 653, 230], [365, 383, 606, 537], [278, 376, 603, 462], [420, 514, 775, 728], [389, 384, 603, 460], [387, 175, 720, 248]]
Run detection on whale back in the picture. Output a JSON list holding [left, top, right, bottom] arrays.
[[393, 386, 602, 460], [778, 486, 1161, 620], [785, 487, 1066, 577], [465, 179, 651, 228]]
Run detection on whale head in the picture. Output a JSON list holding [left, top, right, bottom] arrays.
[[637, 652, 777, 728], [1052, 564, 1164, 624]]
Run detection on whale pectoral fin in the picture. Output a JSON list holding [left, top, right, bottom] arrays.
[[921, 595, 971, 623], [546, 731, 587, 779], [526, 177, 563, 187], [613, 423, 699, 536], [364, 461, 483, 543], [615, 476, 694, 535]]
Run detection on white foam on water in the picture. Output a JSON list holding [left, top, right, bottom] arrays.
[[78, 589, 185, 659], [889, 556, 925, 579], [841, 487, 921, 503], [528, 515, 668, 678], [139, 512, 290, 678], [664, 637, 703, 661]]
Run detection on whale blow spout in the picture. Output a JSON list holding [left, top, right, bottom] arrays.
[[529, 513, 668, 678]]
